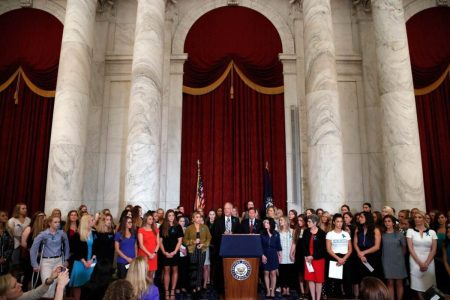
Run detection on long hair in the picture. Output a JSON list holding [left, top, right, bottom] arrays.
[[360, 277, 389, 300], [12, 203, 26, 218], [262, 218, 276, 235], [131, 206, 142, 229], [279, 216, 290, 232], [30, 211, 47, 239], [331, 213, 345, 231], [96, 213, 114, 234], [358, 212, 376, 241], [161, 209, 178, 238], [64, 210, 79, 233], [142, 211, 156, 232], [413, 210, 430, 229], [126, 256, 152, 299], [79, 214, 93, 242], [381, 215, 400, 233], [293, 214, 307, 243], [118, 216, 133, 239]]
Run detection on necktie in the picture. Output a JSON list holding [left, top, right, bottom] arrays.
[[226, 217, 231, 233], [250, 219, 254, 233]]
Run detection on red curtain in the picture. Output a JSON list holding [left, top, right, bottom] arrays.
[[180, 7, 286, 214], [0, 9, 63, 215], [406, 7, 450, 212]]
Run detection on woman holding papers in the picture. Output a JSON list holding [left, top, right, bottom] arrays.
[[381, 215, 407, 300], [406, 210, 437, 298], [302, 214, 327, 300], [326, 214, 352, 298], [353, 212, 382, 284]]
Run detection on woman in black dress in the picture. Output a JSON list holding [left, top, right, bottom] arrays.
[[94, 213, 115, 267], [294, 214, 308, 299], [159, 209, 184, 299]]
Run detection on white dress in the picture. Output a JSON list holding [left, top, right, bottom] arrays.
[[406, 228, 437, 292]]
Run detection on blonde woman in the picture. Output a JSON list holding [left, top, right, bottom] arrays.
[[69, 214, 97, 299], [406, 211, 437, 298], [319, 211, 331, 232], [278, 216, 295, 297], [381, 206, 394, 218], [126, 256, 159, 300], [183, 212, 211, 296], [94, 213, 115, 265]]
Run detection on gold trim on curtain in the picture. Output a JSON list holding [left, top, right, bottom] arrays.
[[182, 61, 284, 95], [414, 64, 450, 96], [0, 66, 56, 97]]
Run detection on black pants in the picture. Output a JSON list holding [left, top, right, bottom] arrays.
[[326, 254, 352, 298], [279, 264, 295, 289], [116, 263, 128, 279]]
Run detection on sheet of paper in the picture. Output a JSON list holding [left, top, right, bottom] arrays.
[[305, 257, 314, 273], [328, 260, 343, 279], [362, 261, 374, 272]]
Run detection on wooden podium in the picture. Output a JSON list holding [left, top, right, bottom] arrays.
[[219, 234, 262, 300]]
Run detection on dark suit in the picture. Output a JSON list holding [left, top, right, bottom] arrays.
[[212, 215, 240, 293], [240, 218, 262, 234]]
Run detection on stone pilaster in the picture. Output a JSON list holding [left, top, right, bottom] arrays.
[[124, 0, 165, 211], [45, 0, 97, 215], [371, 0, 425, 210], [303, 0, 345, 212]]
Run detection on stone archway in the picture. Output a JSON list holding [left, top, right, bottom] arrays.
[[0, 0, 65, 24]]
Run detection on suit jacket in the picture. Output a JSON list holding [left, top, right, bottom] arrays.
[[240, 218, 262, 234], [212, 215, 240, 254], [302, 228, 327, 260]]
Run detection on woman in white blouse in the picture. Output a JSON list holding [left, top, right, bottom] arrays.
[[278, 216, 295, 297]]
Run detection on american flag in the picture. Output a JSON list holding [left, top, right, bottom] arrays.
[[194, 160, 205, 211]]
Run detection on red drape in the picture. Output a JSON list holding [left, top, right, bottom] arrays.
[[0, 8, 63, 214], [180, 7, 287, 215], [406, 7, 450, 212]]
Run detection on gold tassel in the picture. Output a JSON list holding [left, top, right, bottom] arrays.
[[14, 71, 21, 105], [230, 63, 234, 99]]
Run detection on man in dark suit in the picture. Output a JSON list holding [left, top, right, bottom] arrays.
[[241, 207, 261, 234], [212, 202, 240, 294]]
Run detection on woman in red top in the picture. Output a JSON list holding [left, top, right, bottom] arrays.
[[138, 211, 160, 277]]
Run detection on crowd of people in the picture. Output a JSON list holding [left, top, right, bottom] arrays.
[[0, 201, 449, 300]]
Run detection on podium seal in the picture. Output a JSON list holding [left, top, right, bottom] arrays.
[[231, 259, 252, 280]]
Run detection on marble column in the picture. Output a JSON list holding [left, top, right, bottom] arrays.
[[124, 0, 165, 212], [371, 0, 425, 210], [303, 0, 345, 212], [45, 0, 97, 215]]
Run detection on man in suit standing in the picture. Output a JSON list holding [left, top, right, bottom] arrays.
[[212, 202, 240, 294], [241, 207, 261, 234]]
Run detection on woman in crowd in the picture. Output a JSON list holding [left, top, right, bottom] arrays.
[[316, 209, 324, 217], [183, 211, 211, 297], [20, 212, 46, 290], [94, 213, 115, 266], [303, 214, 326, 300], [64, 210, 79, 274], [319, 211, 331, 232], [406, 210, 437, 298], [372, 211, 383, 228], [443, 226, 450, 280], [359, 277, 390, 300], [117, 209, 132, 231], [260, 218, 282, 299], [0, 265, 66, 300], [288, 209, 298, 229], [115, 216, 137, 279], [51, 209, 65, 230], [70, 214, 97, 299], [0, 211, 14, 276], [241, 201, 256, 220], [326, 214, 352, 298], [7, 203, 30, 269], [126, 256, 159, 300], [176, 216, 189, 295], [381, 215, 407, 300], [204, 210, 215, 289], [305, 208, 315, 216], [159, 209, 183, 299], [215, 208, 223, 219], [30, 215, 70, 298], [80, 259, 114, 300], [278, 216, 295, 297], [131, 206, 143, 230], [138, 211, 159, 278], [353, 211, 382, 285], [293, 214, 308, 300], [343, 211, 359, 297], [381, 206, 394, 218], [340, 205, 350, 214], [434, 212, 449, 293]]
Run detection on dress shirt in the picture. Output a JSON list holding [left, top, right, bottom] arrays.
[[30, 229, 70, 268]]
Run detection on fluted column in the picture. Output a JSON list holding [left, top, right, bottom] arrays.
[[124, 0, 165, 211], [371, 0, 425, 210], [303, 0, 345, 212], [45, 0, 97, 215]]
